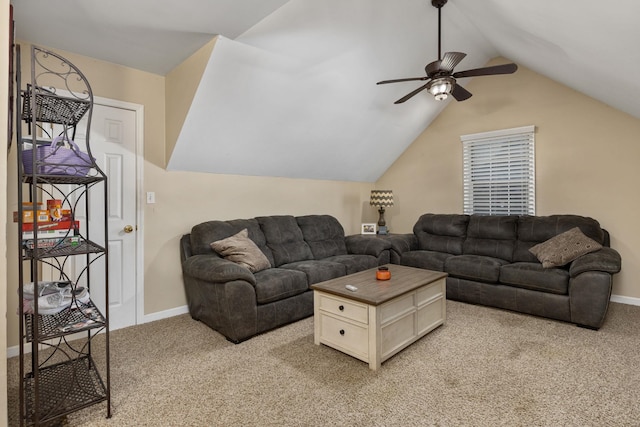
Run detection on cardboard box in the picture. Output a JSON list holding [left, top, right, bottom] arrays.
[[23, 236, 81, 250], [22, 220, 79, 232], [22, 221, 80, 240], [13, 210, 50, 223]]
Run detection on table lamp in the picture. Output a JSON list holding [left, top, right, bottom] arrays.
[[370, 190, 394, 235]]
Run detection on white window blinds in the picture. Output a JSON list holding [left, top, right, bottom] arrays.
[[461, 125, 535, 216]]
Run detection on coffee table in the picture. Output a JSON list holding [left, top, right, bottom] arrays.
[[311, 264, 447, 370]]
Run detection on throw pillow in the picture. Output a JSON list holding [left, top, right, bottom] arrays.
[[529, 227, 602, 268], [210, 229, 271, 273]]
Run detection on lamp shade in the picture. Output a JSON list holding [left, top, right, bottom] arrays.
[[370, 190, 394, 207]]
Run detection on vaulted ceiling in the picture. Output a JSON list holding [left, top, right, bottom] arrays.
[[12, 0, 640, 182]]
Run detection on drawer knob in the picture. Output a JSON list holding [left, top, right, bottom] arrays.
[[339, 305, 344, 311], [339, 329, 345, 336]]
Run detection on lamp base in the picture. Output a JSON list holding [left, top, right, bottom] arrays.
[[377, 226, 389, 235]]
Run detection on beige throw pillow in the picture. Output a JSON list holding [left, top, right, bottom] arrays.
[[529, 227, 602, 268], [210, 229, 271, 273]]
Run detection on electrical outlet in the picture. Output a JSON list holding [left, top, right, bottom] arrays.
[[146, 192, 156, 204]]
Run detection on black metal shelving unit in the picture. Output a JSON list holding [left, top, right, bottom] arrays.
[[15, 44, 111, 426]]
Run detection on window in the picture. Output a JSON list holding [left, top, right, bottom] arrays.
[[461, 125, 535, 215]]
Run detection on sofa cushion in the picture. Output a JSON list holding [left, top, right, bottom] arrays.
[[463, 215, 518, 261], [500, 262, 569, 294], [210, 229, 272, 273], [190, 219, 274, 265], [514, 215, 605, 262], [401, 250, 453, 272], [253, 268, 309, 304], [257, 216, 314, 266], [445, 255, 509, 283], [324, 254, 378, 275], [529, 227, 602, 268], [296, 215, 348, 259], [413, 214, 469, 255], [280, 260, 347, 285]]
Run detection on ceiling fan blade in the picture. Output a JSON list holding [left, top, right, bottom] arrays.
[[451, 83, 472, 101], [439, 52, 467, 73], [377, 77, 428, 85], [425, 60, 441, 77], [453, 63, 518, 78], [394, 82, 431, 104]]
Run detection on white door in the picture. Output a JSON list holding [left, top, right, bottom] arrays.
[[41, 98, 141, 333], [73, 103, 139, 331]]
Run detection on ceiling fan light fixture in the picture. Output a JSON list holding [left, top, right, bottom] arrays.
[[427, 77, 454, 101]]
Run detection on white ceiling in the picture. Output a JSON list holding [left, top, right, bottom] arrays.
[[12, 0, 640, 182]]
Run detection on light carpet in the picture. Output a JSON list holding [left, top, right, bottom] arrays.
[[8, 301, 640, 426]]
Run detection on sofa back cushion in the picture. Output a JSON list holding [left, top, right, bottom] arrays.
[[257, 215, 314, 266], [190, 218, 275, 265], [514, 215, 605, 263], [413, 214, 470, 255], [296, 215, 348, 259], [463, 215, 518, 261]]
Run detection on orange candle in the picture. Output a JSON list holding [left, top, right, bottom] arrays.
[[376, 266, 391, 281]]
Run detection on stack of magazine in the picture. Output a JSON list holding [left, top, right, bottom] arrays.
[[59, 304, 105, 333]]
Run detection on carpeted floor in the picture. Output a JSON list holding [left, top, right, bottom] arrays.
[[8, 300, 640, 426]]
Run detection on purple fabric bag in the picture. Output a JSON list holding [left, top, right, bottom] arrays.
[[22, 136, 94, 176]]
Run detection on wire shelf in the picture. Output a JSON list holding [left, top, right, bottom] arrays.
[[24, 300, 106, 342], [16, 44, 111, 426], [23, 238, 105, 260], [24, 356, 107, 425], [21, 169, 106, 185], [21, 87, 90, 126]]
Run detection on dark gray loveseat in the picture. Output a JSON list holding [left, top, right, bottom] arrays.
[[393, 214, 622, 329], [180, 214, 391, 342]]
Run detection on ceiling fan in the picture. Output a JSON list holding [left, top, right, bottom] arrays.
[[377, 0, 517, 103]]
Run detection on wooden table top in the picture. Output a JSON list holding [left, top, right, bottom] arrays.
[[311, 264, 447, 306]]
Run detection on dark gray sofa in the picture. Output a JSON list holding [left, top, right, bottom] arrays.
[[392, 214, 622, 329], [180, 214, 391, 342]]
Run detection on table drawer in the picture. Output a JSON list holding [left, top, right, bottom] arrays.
[[317, 293, 368, 324], [318, 313, 369, 359]]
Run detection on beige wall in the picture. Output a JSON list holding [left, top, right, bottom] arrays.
[[376, 57, 640, 300], [165, 37, 217, 161], [6, 41, 165, 349], [144, 168, 371, 314], [2, 1, 10, 421], [5, 42, 372, 348], [6, 45, 640, 354]]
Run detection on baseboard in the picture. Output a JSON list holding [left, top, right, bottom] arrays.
[[8, 296, 639, 359], [7, 345, 20, 358], [6, 330, 98, 359], [7, 305, 191, 359], [610, 294, 640, 306], [141, 304, 190, 324]]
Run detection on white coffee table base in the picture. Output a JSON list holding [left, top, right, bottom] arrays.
[[313, 268, 446, 370]]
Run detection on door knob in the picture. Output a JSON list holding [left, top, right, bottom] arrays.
[[123, 225, 134, 233]]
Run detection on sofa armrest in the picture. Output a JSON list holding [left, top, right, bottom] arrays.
[[345, 235, 392, 257], [182, 254, 256, 285], [384, 233, 418, 254], [180, 234, 192, 263], [569, 247, 622, 277], [569, 271, 613, 329]]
